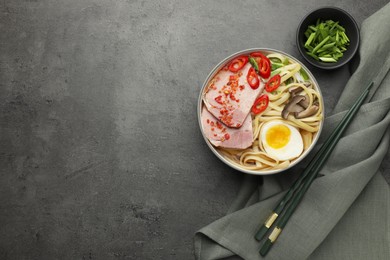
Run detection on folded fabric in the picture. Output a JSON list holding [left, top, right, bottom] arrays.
[[194, 3, 390, 260]]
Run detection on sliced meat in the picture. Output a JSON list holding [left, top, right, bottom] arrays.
[[201, 106, 253, 149], [203, 63, 264, 128]]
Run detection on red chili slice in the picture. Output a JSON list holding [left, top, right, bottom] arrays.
[[250, 52, 267, 59], [228, 56, 248, 72], [246, 67, 260, 89], [252, 94, 269, 115], [250, 52, 271, 78], [258, 58, 271, 79], [250, 52, 267, 67], [214, 95, 223, 104], [265, 74, 281, 92]]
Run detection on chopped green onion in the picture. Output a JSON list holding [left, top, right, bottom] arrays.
[[336, 24, 345, 32], [306, 52, 319, 61], [329, 21, 339, 31], [305, 33, 316, 47], [317, 42, 336, 52], [249, 57, 259, 72], [303, 19, 350, 63], [271, 63, 284, 71], [319, 57, 337, 62], [269, 57, 282, 63], [312, 36, 330, 54], [320, 54, 332, 58], [299, 68, 309, 81]]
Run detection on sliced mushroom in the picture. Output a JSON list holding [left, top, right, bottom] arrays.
[[298, 94, 310, 108], [289, 87, 304, 96], [303, 81, 312, 88], [282, 95, 306, 119], [294, 105, 319, 119]]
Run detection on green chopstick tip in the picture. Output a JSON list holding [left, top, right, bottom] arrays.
[[254, 225, 269, 241], [259, 239, 273, 256]]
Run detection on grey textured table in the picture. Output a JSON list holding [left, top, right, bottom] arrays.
[[0, 1, 389, 259]]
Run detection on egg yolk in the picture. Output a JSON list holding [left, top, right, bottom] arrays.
[[266, 124, 291, 149]]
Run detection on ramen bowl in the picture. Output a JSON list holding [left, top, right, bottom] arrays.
[[197, 48, 324, 175]]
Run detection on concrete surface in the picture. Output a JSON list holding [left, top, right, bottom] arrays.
[[0, 0, 388, 259]]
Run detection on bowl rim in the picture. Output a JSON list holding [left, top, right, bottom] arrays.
[[197, 48, 325, 175], [296, 6, 360, 70]]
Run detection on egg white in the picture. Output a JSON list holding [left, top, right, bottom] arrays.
[[260, 120, 303, 161]]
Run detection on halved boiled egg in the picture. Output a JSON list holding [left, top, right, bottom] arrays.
[[260, 120, 303, 161]]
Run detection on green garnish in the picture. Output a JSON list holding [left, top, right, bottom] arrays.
[[303, 19, 350, 63], [285, 77, 294, 85], [299, 68, 309, 81], [270, 57, 282, 63], [249, 57, 259, 72], [271, 63, 284, 71]]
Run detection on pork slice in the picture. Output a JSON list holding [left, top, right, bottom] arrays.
[[201, 106, 253, 149], [203, 63, 264, 128]]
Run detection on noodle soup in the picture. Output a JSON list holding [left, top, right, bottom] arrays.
[[198, 49, 324, 175]]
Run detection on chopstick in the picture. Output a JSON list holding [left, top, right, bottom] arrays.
[[256, 81, 373, 256], [254, 81, 373, 241]]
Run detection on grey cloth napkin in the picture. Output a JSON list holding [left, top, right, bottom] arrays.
[[194, 3, 390, 260]]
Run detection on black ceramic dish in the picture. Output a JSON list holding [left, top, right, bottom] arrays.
[[297, 7, 360, 70]]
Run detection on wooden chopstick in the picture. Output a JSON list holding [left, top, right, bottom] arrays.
[[257, 82, 373, 256]]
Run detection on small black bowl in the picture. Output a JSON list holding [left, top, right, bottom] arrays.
[[296, 7, 360, 70]]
